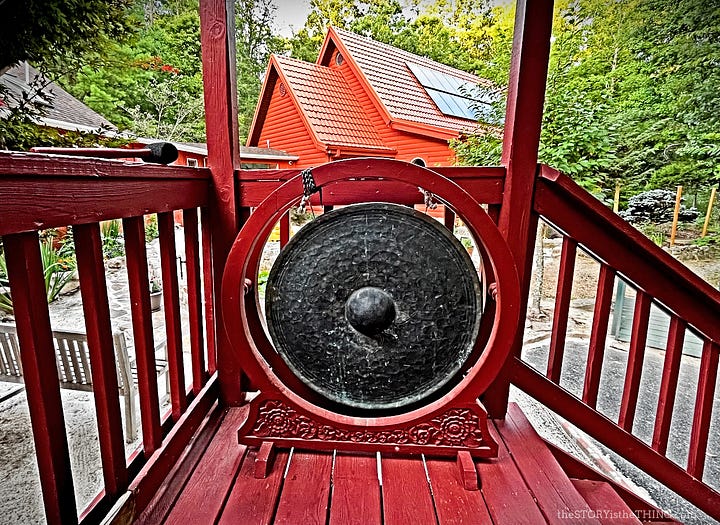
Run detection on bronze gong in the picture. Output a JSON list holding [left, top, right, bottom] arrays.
[[265, 202, 482, 412]]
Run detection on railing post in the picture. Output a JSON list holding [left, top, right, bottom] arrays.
[[484, 0, 554, 417], [199, 0, 244, 404]]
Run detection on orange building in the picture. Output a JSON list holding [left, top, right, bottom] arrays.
[[247, 27, 496, 169]]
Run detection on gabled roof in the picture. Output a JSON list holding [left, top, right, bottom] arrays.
[[0, 63, 115, 133], [249, 55, 393, 154], [318, 27, 488, 138]]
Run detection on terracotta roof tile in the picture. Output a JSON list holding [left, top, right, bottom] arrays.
[[274, 55, 389, 150], [330, 27, 486, 134]]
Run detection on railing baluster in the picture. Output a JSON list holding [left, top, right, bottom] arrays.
[[652, 315, 686, 455], [618, 290, 651, 432], [4, 232, 77, 524], [74, 223, 128, 495], [201, 206, 217, 374], [279, 212, 290, 248], [687, 339, 719, 478], [546, 236, 576, 382], [582, 264, 616, 408], [158, 211, 188, 419], [184, 208, 207, 395], [444, 208, 456, 233], [123, 216, 162, 454]]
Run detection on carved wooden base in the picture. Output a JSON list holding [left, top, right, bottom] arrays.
[[237, 395, 498, 458]]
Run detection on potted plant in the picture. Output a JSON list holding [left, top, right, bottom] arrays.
[[150, 277, 163, 311]]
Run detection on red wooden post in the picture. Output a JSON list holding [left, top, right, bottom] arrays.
[[618, 290, 651, 431], [4, 232, 77, 524], [201, 206, 217, 374], [199, 0, 244, 405], [279, 212, 290, 248], [444, 208, 456, 233], [546, 236, 577, 382], [582, 264, 616, 409], [687, 340, 719, 478], [652, 315, 686, 455], [158, 211, 188, 418], [184, 208, 207, 394], [123, 216, 163, 454], [485, 0, 554, 417], [74, 223, 128, 495]]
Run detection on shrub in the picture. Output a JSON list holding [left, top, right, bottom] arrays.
[[619, 189, 699, 224]]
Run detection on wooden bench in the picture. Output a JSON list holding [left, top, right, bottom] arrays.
[[0, 323, 168, 442]]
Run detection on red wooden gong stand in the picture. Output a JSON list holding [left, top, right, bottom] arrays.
[[221, 158, 521, 472]]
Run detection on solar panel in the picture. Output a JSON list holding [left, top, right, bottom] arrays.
[[406, 61, 495, 122]]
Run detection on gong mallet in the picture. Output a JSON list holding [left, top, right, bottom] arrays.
[[30, 142, 179, 165]]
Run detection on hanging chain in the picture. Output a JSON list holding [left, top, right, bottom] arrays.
[[418, 186, 438, 211], [298, 168, 321, 216]]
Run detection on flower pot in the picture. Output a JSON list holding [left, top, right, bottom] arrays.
[[150, 290, 162, 312]]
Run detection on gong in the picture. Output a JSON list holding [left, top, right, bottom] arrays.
[[265, 202, 482, 412]]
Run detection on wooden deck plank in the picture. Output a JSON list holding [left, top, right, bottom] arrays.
[[163, 407, 249, 524], [500, 404, 601, 524], [381, 455, 438, 525], [218, 448, 290, 525], [571, 479, 642, 524], [329, 453, 381, 525], [478, 421, 547, 525], [426, 457, 492, 524], [273, 450, 333, 525]]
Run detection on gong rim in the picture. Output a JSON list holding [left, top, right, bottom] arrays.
[[221, 157, 521, 427], [264, 203, 482, 412]]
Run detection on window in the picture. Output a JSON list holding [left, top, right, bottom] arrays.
[[186, 158, 198, 167]]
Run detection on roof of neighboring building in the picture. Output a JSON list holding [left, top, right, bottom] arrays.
[[0, 63, 116, 133], [319, 27, 488, 137], [272, 55, 391, 152]]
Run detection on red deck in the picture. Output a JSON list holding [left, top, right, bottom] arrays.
[[131, 403, 665, 525]]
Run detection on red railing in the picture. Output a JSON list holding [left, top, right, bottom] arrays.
[[0, 151, 219, 524], [509, 164, 720, 519]]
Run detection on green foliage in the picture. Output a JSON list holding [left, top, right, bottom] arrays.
[[145, 214, 160, 243], [101, 220, 125, 260], [0, 238, 77, 314]]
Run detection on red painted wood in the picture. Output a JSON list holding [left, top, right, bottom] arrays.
[[219, 448, 290, 525], [687, 340, 719, 478], [618, 290, 651, 432], [129, 375, 220, 516], [279, 212, 290, 248], [134, 402, 225, 524], [501, 403, 601, 523], [199, 0, 243, 405], [477, 421, 546, 524], [510, 358, 720, 519], [238, 177, 505, 208], [652, 316, 686, 455], [426, 457, 491, 524], [329, 453, 381, 525], [163, 407, 249, 524], [74, 223, 128, 495], [489, 0, 553, 417], [200, 206, 217, 374], [583, 264, 616, 408], [536, 167, 720, 344], [254, 441, 275, 479], [546, 440, 676, 521], [4, 232, 78, 524], [547, 236, 577, 382], [456, 450, 479, 490], [381, 455, 437, 525], [183, 208, 207, 395], [571, 479, 642, 524], [444, 208, 456, 233], [158, 211, 187, 419], [273, 451, 333, 525], [122, 216, 162, 454]]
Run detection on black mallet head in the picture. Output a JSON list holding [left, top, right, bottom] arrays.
[[144, 142, 179, 164]]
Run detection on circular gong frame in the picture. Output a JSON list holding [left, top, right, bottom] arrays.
[[221, 158, 521, 428]]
